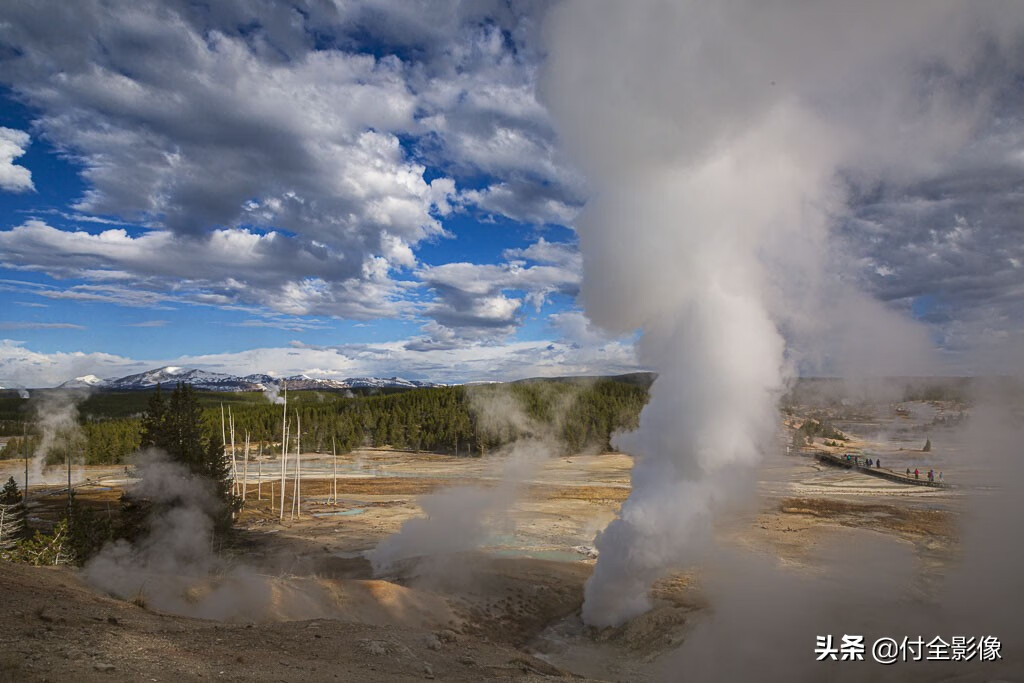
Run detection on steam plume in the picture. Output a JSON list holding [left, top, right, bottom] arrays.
[[540, 0, 1023, 627], [0, 378, 29, 399], [30, 389, 88, 485], [262, 381, 286, 405], [84, 449, 223, 609], [368, 385, 569, 575], [368, 437, 556, 575]]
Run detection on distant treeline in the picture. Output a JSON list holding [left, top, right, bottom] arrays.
[[209, 380, 647, 456], [0, 378, 649, 464]]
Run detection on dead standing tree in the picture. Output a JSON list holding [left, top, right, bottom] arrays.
[[241, 431, 250, 502], [228, 407, 238, 497], [257, 441, 263, 500], [279, 386, 288, 521], [291, 409, 302, 519]]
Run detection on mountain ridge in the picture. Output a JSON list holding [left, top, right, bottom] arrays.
[[57, 366, 440, 392]]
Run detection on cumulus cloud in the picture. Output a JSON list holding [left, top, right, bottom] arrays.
[[0, 1, 583, 339], [412, 239, 581, 342], [460, 182, 579, 226], [0, 340, 147, 387], [0, 220, 409, 318], [0, 127, 33, 192], [1, 0, 1021, 370], [823, 39, 1024, 370], [0, 1, 576, 237], [548, 309, 630, 349], [503, 237, 581, 269], [0, 5, 441, 245]]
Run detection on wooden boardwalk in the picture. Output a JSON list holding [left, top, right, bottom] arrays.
[[814, 451, 952, 489]]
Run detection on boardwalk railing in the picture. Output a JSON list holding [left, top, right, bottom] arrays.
[[814, 452, 952, 489]]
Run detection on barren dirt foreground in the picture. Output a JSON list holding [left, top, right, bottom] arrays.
[[2, 402, 1021, 682]]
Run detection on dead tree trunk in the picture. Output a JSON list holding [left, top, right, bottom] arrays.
[[23, 423, 29, 504], [66, 447, 73, 531], [279, 387, 288, 521], [291, 410, 301, 520], [296, 411, 301, 518], [242, 432, 250, 502], [229, 407, 238, 497]]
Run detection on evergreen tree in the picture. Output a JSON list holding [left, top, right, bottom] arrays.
[[140, 383, 167, 449], [132, 382, 238, 532]]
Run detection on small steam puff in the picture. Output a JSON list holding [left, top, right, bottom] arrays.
[[263, 382, 285, 405], [0, 378, 30, 399], [541, 0, 1022, 627]]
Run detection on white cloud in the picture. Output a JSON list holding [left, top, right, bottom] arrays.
[[0, 335, 639, 388], [230, 318, 330, 332], [0, 220, 408, 318], [503, 237, 581, 269], [0, 127, 33, 193], [549, 309, 630, 348], [0, 1, 585, 347], [0, 322, 84, 330], [461, 182, 579, 226], [0, 3, 454, 312], [414, 239, 581, 341], [0, 340, 148, 387], [7, 0, 1023, 372]]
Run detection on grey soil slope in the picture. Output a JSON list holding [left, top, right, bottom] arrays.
[[0, 562, 584, 682]]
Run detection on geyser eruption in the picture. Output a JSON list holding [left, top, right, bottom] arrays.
[[541, 0, 1023, 627], [581, 293, 786, 625]]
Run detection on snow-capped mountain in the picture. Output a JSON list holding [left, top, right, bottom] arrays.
[[54, 366, 439, 392], [57, 374, 108, 389], [102, 367, 262, 391], [342, 376, 436, 389]]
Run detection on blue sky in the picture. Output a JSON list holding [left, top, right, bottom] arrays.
[[1, 1, 1023, 386], [0, 2, 640, 386]]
